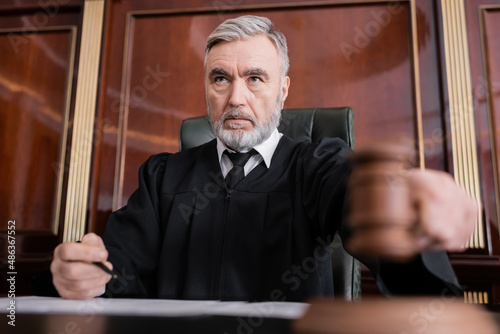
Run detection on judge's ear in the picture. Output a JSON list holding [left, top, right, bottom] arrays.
[[281, 76, 290, 108]]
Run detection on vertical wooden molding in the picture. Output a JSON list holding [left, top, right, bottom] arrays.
[[112, 12, 133, 212], [53, 27, 78, 236], [410, 0, 425, 169], [63, 0, 105, 242], [441, 0, 483, 248]]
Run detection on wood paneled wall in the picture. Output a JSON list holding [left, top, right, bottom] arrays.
[[449, 0, 500, 303], [0, 0, 84, 295], [2, 0, 500, 300], [92, 0, 441, 226]]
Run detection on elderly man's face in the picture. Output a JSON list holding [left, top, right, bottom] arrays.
[[205, 35, 290, 151]]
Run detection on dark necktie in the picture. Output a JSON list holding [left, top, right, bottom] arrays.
[[224, 150, 255, 189]]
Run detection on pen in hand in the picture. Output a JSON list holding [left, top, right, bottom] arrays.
[[75, 240, 118, 279], [93, 261, 119, 279]]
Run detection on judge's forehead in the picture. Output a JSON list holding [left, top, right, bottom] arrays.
[[205, 35, 280, 71]]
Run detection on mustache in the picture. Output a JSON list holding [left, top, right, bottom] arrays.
[[219, 108, 257, 126]]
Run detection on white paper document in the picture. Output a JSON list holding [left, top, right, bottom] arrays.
[[0, 296, 308, 319]]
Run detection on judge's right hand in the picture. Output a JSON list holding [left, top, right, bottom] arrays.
[[50, 233, 113, 299]]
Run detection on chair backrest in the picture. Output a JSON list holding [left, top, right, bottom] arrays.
[[179, 107, 360, 300], [180, 107, 355, 151]]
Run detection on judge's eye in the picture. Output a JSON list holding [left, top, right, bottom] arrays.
[[214, 76, 228, 84], [248, 76, 262, 84]]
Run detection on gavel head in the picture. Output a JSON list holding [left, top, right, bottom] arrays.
[[346, 140, 419, 262]]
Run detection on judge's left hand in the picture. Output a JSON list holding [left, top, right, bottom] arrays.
[[407, 169, 478, 253]]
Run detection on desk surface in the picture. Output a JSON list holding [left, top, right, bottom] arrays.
[[0, 296, 307, 318], [3, 313, 292, 334], [2, 296, 500, 334], [0, 296, 305, 334]]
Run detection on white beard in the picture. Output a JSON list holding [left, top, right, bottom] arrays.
[[208, 93, 283, 152]]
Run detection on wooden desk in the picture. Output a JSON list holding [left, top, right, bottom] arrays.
[[2, 297, 500, 334], [2, 313, 291, 334], [295, 297, 500, 334], [0, 296, 302, 334]]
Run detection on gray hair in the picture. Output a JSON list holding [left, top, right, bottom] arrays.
[[205, 15, 289, 79]]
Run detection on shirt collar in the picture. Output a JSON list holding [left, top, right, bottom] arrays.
[[216, 128, 282, 168]]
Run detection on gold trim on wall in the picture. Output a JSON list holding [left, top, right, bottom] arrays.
[[63, 0, 105, 242], [0, 26, 77, 236], [112, 0, 425, 209], [410, 0, 425, 169], [464, 291, 489, 304], [440, 0, 484, 249]]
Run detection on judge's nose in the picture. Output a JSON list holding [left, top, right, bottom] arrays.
[[228, 79, 248, 107]]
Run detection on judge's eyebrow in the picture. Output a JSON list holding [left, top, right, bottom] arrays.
[[243, 67, 269, 80], [209, 67, 270, 81], [209, 67, 232, 80]]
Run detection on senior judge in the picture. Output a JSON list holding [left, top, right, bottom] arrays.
[[49, 15, 477, 301]]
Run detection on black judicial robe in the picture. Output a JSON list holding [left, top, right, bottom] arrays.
[[102, 136, 462, 301]]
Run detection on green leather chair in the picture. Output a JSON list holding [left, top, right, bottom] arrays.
[[179, 107, 360, 300]]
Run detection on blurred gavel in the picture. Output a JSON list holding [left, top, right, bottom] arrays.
[[346, 140, 419, 261]]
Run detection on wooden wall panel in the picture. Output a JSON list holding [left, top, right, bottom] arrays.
[[0, 2, 83, 296], [1, 0, 498, 300], [480, 6, 500, 238], [441, 0, 500, 303], [89, 0, 446, 298], [87, 0, 500, 301], [116, 13, 208, 208], [0, 28, 75, 233], [94, 1, 441, 215], [417, 0, 447, 171], [463, 0, 500, 246]]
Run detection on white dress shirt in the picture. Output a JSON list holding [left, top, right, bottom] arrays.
[[216, 129, 283, 178]]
